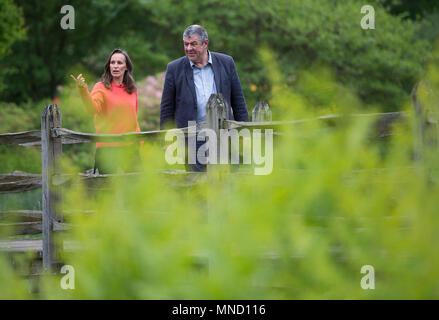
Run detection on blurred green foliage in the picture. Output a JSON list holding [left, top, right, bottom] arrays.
[[2, 49, 436, 300], [0, 257, 31, 299]]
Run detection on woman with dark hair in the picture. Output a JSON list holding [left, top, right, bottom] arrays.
[[71, 48, 142, 174]]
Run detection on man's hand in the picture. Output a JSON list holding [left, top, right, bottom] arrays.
[[70, 74, 86, 88]]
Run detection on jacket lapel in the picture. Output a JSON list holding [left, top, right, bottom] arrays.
[[184, 58, 197, 106], [211, 52, 222, 94]]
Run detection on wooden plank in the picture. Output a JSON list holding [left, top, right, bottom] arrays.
[[20, 137, 87, 147], [0, 209, 104, 220], [0, 239, 43, 252], [51, 169, 204, 190], [411, 83, 424, 161], [0, 129, 144, 147], [0, 171, 41, 193], [206, 94, 220, 168], [41, 104, 52, 269], [52, 126, 196, 143], [0, 221, 71, 235], [53, 107, 63, 225], [0, 221, 42, 235], [0, 239, 79, 252], [41, 104, 63, 271], [0, 210, 42, 221], [0, 169, 203, 194], [206, 93, 228, 134], [225, 111, 407, 136], [206, 94, 229, 168], [225, 115, 343, 130], [0, 130, 41, 146]]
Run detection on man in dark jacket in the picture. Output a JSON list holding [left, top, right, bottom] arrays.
[[160, 25, 249, 171]]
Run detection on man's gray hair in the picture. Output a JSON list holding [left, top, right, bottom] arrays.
[[183, 25, 208, 44]]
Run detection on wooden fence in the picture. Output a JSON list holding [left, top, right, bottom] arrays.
[[0, 91, 435, 273]]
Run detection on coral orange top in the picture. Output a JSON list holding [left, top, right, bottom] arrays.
[[78, 81, 141, 148]]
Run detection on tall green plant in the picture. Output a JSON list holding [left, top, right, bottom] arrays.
[[32, 49, 439, 299]]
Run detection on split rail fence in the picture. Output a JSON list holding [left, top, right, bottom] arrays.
[[0, 91, 436, 272]]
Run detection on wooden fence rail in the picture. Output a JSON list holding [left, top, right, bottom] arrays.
[[0, 130, 41, 146], [0, 171, 42, 193], [0, 90, 436, 272]]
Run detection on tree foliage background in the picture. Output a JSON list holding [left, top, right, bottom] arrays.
[[0, 0, 435, 110]]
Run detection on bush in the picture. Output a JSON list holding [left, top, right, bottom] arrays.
[[32, 50, 439, 299]]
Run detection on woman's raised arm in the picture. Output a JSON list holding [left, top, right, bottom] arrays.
[[70, 74, 104, 114]]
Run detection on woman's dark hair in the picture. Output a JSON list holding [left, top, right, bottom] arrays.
[[101, 49, 136, 94]]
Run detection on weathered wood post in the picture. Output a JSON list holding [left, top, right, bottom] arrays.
[[411, 83, 424, 162], [205, 94, 228, 276], [252, 101, 272, 122], [252, 101, 274, 175], [41, 104, 63, 271], [206, 93, 228, 169], [411, 81, 439, 173]]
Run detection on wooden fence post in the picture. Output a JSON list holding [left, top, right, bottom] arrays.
[[252, 101, 272, 122], [411, 83, 424, 162], [205, 94, 229, 276], [412, 81, 439, 168], [41, 104, 63, 271], [206, 93, 228, 168]]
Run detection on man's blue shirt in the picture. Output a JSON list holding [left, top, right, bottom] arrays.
[[190, 51, 217, 123]]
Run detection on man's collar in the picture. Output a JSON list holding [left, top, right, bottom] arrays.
[[189, 50, 212, 68], [207, 50, 213, 64]]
